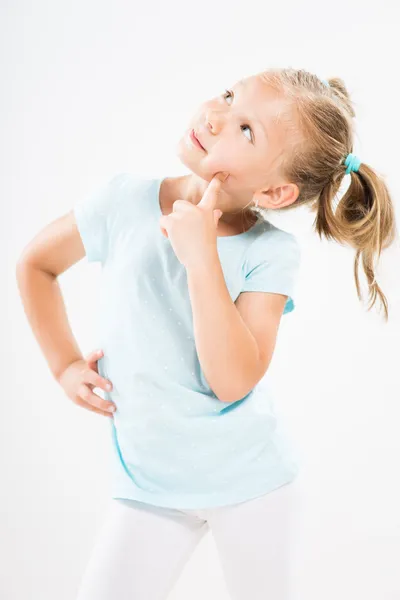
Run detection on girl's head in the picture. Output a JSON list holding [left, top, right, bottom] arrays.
[[177, 67, 398, 321]]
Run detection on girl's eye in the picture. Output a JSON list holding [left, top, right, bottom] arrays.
[[222, 89, 253, 143]]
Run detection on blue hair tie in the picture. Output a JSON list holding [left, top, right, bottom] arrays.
[[320, 78, 330, 88], [344, 153, 361, 174]]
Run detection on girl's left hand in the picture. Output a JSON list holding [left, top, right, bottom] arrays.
[[159, 172, 229, 269]]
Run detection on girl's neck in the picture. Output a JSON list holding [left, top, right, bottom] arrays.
[[160, 176, 259, 233]]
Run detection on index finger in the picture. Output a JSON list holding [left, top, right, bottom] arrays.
[[198, 172, 228, 210]]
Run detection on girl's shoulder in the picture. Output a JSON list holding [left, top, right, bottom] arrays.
[[248, 219, 301, 258]]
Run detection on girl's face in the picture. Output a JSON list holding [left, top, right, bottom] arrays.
[[175, 75, 296, 210]]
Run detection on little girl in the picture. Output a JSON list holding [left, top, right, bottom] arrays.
[[17, 67, 397, 600]]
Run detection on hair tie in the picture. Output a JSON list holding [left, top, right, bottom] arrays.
[[320, 78, 330, 88], [344, 153, 361, 174]]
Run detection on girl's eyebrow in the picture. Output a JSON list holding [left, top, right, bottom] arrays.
[[234, 80, 269, 142]]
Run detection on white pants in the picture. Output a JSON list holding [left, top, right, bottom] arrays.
[[76, 478, 304, 600]]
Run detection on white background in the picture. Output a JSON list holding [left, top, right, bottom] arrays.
[[3, 0, 400, 598]]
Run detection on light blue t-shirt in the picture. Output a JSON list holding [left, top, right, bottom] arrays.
[[73, 172, 302, 510]]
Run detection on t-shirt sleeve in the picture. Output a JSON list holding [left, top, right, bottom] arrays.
[[73, 172, 129, 264], [241, 229, 301, 315]]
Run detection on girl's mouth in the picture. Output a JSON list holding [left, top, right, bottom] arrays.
[[190, 129, 206, 151]]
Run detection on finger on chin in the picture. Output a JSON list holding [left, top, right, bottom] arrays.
[[199, 174, 224, 209]]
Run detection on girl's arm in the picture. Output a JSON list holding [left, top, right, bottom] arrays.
[[186, 250, 284, 403], [16, 211, 87, 382]]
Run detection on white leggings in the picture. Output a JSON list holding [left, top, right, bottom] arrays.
[[76, 478, 304, 600]]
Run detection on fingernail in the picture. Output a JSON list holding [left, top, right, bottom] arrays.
[[106, 383, 112, 390], [108, 405, 116, 412]]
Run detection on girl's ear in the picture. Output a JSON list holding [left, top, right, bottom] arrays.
[[255, 182, 299, 209]]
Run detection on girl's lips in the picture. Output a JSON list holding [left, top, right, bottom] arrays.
[[190, 129, 206, 151]]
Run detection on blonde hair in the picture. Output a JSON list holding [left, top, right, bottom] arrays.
[[250, 67, 398, 322]]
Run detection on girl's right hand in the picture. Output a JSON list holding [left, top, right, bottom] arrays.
[[58, 349, 116, 418]]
